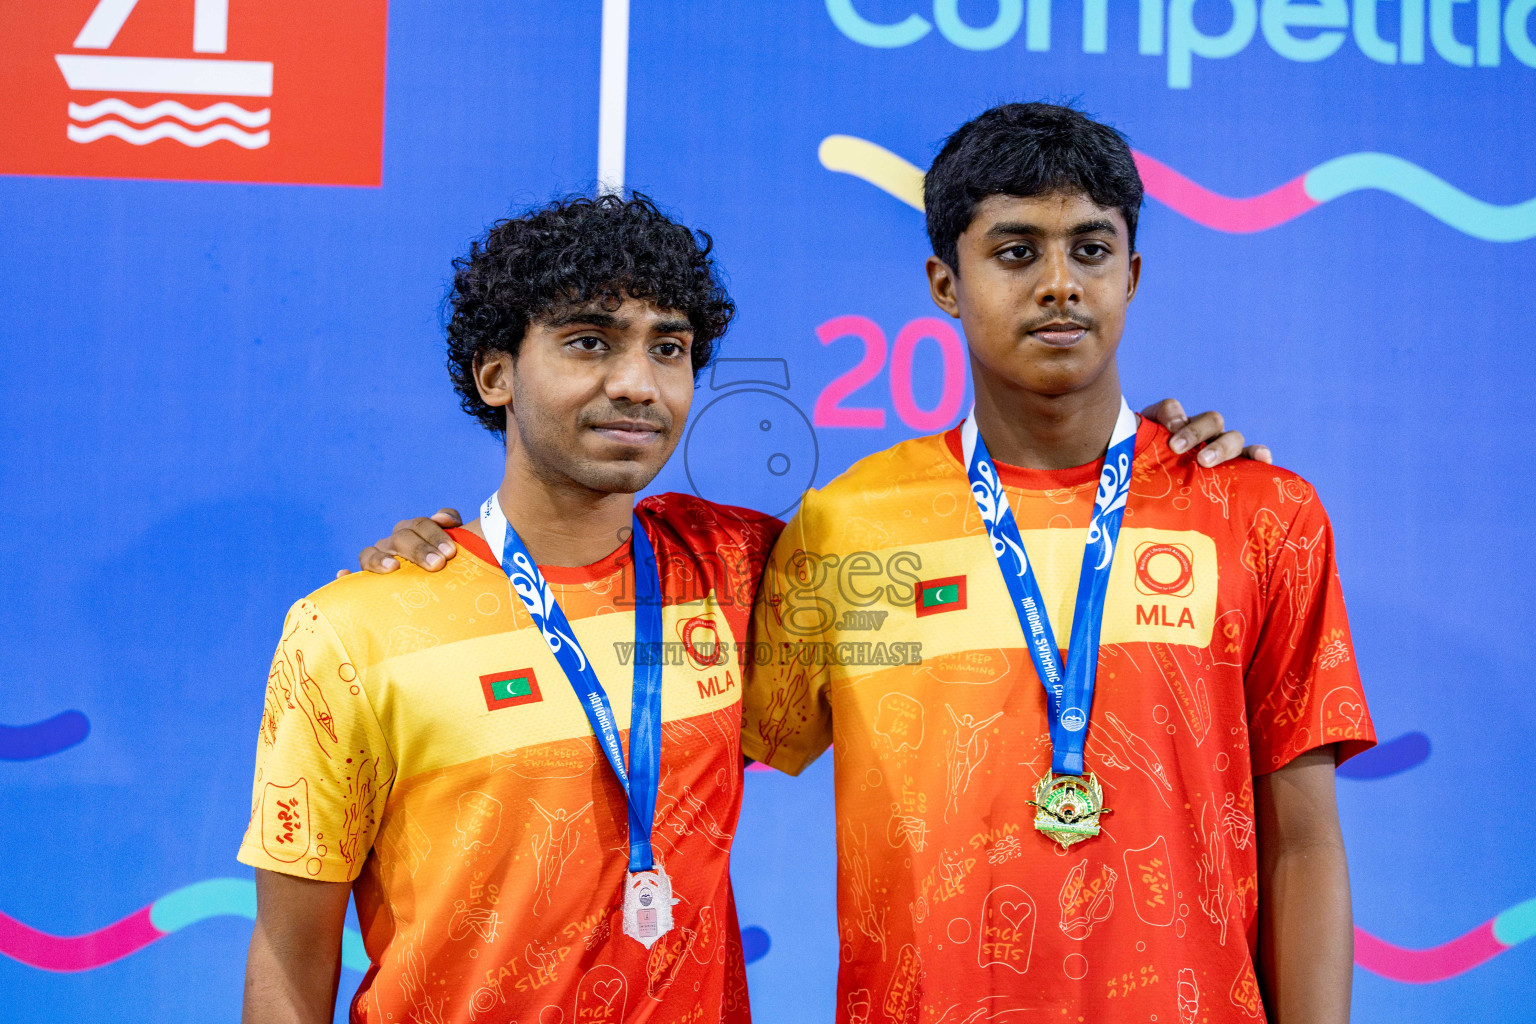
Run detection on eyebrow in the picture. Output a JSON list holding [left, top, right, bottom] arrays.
[[543, 309, 626, 330], [984, 218, 1119, 238], [1069, 218, 1119, 236], [541, 308, 694, 338], [652, 318, 694, 336]]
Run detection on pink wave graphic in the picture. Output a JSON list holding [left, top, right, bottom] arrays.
[[1, 878, 364, 973], [1132, 152, 1318, 233], [1354, 921, 1507, 983], [0, 906, 159, 972]]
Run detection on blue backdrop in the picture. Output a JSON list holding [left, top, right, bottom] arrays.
[[3, 1, 1534, 1021]]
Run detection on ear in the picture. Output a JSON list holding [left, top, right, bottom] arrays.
[[926, 255, 962, 318], [1126, 250, 1142, 305], [474, 350, 515, 410]]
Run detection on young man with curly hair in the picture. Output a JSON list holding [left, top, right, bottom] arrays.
[[239, 195, 782, 1024]]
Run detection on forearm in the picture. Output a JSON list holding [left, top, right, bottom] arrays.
[[1258, 834, 1353, 1024]]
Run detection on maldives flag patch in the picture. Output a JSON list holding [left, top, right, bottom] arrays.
[[915, 575, 967, 617], [480, 668, 543, 711]]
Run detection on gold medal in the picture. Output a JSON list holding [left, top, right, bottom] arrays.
[[1030, 771, 1110, 849]]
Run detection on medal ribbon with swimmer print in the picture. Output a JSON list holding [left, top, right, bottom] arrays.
[[959, 398, 1139, 845], [481, 493, 677, 945]]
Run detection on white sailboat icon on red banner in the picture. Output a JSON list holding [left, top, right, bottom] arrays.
[[55, 0, 272, 149]]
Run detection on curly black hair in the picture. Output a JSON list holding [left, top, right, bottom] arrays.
[[925, 102, 1144, 272], [446, 193, 735, 436]]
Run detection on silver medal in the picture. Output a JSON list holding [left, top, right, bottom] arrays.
[[621, 865, 678, 949]]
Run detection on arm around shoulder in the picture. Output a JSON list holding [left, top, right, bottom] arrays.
[[740, 495, 836, 774]]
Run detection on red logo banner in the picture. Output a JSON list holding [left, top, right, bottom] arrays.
[[0, 0, 388, 185]]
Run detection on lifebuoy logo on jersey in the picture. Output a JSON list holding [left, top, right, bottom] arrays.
[[1134, 541, 1196, 598], [0, 0, 388, 185], [678, 615, 728, 670], [1102, 529, 1217, 646]]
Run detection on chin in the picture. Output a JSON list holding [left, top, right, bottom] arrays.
[[993, 365, 1095, 397], [972, 345, 1092, 396], [572, 459, 664, 496], [1010, 353, 1109, 396]]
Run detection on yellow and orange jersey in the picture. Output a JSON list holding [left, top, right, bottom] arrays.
[[238, 493, 782, 1024], [742, 417, 1375, 1024]]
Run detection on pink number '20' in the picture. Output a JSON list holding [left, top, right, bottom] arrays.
[[813, 315, 886, 428], [813, 315, 966, 431], [890, 317, 965, 431]]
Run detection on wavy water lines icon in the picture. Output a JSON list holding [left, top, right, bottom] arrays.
[[69, 99, 270, 128], [818, 135, 1536, 243], [67, 98, 270, 150], [68, 121, 270, 149], [0, 878, 367, 973]]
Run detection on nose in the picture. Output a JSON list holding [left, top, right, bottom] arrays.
[[1033, 248, 1082, 309], [604, 343, 661, 406]]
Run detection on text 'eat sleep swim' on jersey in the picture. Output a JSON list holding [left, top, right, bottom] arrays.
[[742, 417, 1375, 1024], [238, 494, 781, 1024]]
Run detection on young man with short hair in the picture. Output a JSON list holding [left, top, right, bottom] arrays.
[[239, 195, 780, 1024], [742, 103, 1374, 1024]]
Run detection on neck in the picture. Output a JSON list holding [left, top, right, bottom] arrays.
[[476, 446, 635, 568], [971, 360, 1124, 470]]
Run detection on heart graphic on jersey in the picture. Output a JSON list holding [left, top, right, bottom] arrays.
[[1336, 701, 1364, 729], [998, 900, 1033, 930], [593, 979, 621, 1006]]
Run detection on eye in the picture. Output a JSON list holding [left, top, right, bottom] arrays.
[[998, 243, 1034, 262], [1077, 242, 1110, 259], [654, 341, 688, 359], [568, 335, 607, 353]]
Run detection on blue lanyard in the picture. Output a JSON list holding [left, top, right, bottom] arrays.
[[482, 494, 664, 872], [959, 399, 1139, 776]]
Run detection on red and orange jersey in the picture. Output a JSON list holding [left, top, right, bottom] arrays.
[[742, 418, 1375, 1024], [238, 493, 782, 1024]]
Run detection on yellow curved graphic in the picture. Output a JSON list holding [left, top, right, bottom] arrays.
[[817, 135, 925, 211]]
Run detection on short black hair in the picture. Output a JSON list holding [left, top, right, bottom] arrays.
[[924, 102, 1144, 271], [446, 193, 735, 436]]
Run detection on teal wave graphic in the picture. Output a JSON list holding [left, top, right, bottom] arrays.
[[1305, 154, 1536, 243]]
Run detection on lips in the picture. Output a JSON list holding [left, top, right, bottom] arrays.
[[1029, 321, 1089, 347], [590, 421, 665, 446]]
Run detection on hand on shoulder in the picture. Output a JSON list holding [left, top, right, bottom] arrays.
[[338, 508, 463, 578], [1141, 398, 1272, 468]]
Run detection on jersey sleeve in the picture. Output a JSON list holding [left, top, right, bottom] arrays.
[[1244, 484, 1376, 774], [741, 493, 837, 775], [237, 597, 395, 882]]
